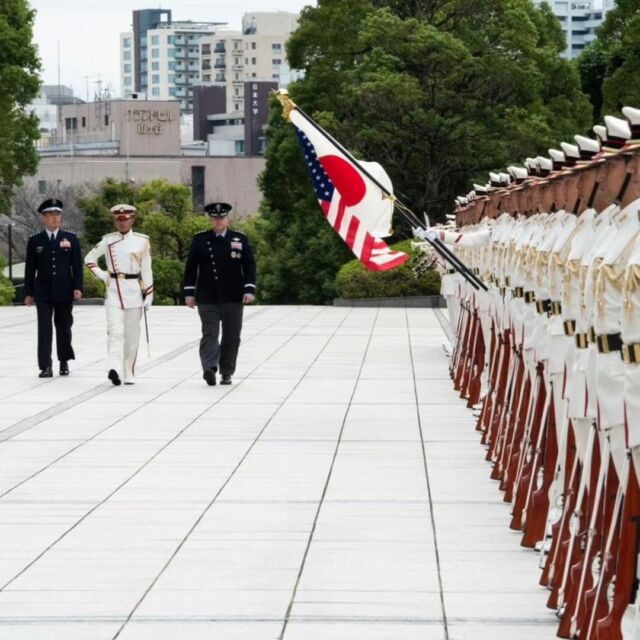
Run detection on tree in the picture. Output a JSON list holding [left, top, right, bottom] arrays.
[[0, 1, 41, 212], [577, 0, 640, 121], [257, 0, 591, 303]]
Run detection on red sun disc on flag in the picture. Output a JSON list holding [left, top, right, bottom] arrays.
[[319, 155, 366, 207]]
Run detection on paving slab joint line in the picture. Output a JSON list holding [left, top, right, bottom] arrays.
[[0, 307, 271, 443]]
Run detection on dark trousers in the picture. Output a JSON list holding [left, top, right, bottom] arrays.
[[36, 301, 75, 370], [197, 302, 243, 376]]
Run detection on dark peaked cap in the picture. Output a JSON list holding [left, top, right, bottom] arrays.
[[205, 202, 232, 217], [38, 198, 64, 214]]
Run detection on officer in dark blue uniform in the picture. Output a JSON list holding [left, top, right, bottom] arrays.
[[183, 202, 256, 386], [24, 199, 83, 377]]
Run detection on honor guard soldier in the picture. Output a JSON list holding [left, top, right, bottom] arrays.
[[84, 204, 153, 386], [24, 199, 83, 377], [184, 201, 256, 386]]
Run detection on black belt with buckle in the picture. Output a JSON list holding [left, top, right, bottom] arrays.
[[622, 343, 640, 364], [575, 333, 589, 349], [499, 286, 506, 297], [536, 299, 551, 314], [505, 276, 512, 287], [596, 332, 623, 354], [588, 327, 596, 344], [513, 287, 524, 298], [109, 272, 141, 280], [564, 319, 576, 336], [550, 301, 562, 316], [447, 269, 456, 275], [524, 291, 536, 303]]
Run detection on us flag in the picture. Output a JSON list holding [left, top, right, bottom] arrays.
[[293, 117, 408, 271]]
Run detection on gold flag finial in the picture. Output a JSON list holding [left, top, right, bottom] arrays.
[[274, 89, 296, 121]]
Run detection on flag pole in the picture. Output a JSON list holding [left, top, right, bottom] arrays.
[[274, 91, 487, 291]]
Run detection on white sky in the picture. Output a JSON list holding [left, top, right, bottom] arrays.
[[30, 0, 315, 99]]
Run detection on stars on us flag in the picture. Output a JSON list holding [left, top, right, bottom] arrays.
[[297, 129, 334, 202]]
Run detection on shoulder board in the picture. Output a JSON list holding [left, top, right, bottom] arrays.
[[63, 230, 77, 236], [132, 232, 149, 239], [195, 230, 209, 236]]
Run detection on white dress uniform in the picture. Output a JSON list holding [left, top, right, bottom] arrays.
[[85, 226, 153, 384]]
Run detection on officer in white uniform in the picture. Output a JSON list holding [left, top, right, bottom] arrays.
[[85, 204, 153, 385]]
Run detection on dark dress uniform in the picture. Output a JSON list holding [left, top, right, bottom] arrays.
[[183, 227, 256, 379], [24, 229, 83, 371]]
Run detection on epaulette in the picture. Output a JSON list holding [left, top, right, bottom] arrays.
[[132, 231, 149, 239]]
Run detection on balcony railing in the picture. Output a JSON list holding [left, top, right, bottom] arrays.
[[214, 60, 226, 68], [214, 44, 226, 53]]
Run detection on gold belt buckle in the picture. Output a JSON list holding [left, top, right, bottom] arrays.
[[117, 273, 126, 280], [634, 343, 640, 363], [622, 344, 630, 363], [575, 333, 588, 349], [564, 320, 576, 336]]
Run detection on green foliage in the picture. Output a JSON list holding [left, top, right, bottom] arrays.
[[79, 178, 206, 303], [335, 240, 441, 299], [577, 0, 640, 121], [151, 257, 184, 305], [0, 257, 15, 305], [258, 0, 591, 304], [0, 0, 41, 211], [82, 266, 105, 299]]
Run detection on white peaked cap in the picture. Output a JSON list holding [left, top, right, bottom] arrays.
[[593, 124, 607, 142], [473, 183, 489, 193], [508, 166, 529, 180], [560, 142, 580, 158], [499, 172, 511, 184], [622, 106, 640, 125], [489, 171, 501, 183], [575, 134, 600, 153], [548, 148, 565, 162], [537, 156, 553, 171], [604, 115, 631, 140]]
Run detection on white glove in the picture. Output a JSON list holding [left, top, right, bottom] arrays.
[[143, 293, 153, 309], [413, 227, 437, 241], [98, 270, 110, 284]]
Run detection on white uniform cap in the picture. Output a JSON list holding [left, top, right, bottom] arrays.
[[110, 203, 137, 214], [560, 142, 580, 160], [593, 124, 607, 143], [536, 156, 553, 172], [604, 115, 631, 140], [622, 106, 640, 125], [574, 134, 600, 154], [548, 148, 566, 163]]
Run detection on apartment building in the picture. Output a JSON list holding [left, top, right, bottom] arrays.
[[120, 9, 223, 114], [534, 0, 614, 59]]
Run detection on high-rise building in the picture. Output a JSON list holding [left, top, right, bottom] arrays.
[[534, 0, 614, 59], [198, 12, 300, 114], [120, 9, 224, 113]]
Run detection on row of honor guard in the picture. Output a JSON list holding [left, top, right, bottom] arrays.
[[25, 199, 256, 387], [417, 106, 640, 639]]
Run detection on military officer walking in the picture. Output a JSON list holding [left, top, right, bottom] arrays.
[[85, 204, 153, 386], [24, 199, 83, 377], [184, 202, 256, 386]]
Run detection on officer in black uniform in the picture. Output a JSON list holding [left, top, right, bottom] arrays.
[[24, 199, 83, 377], [183, 202, 256, 386]]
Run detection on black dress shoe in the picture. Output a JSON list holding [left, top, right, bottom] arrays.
[[59, 361, 69, 376], [220, 374, 232, 385], [203, 368, 216, 386], [38, 366, 53, 378], [108, 369, 122, 386]]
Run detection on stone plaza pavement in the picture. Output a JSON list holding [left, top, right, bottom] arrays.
[[0, 305, 560, 640]]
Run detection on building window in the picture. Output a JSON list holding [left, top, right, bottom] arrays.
[[272, 73, 279, 79], [124, 76, 132, 86], [203, 73, 211, 82], [251, 57, 256, 64], [168, 74, 175, 83], [251, 72, 256, 78], [234, 102, 240, 110], [151, 35, 159, 45], [104, 114, 109, 126], [81, 116, 86, 127], [272, 59, 282, 65], [124, 63, 131, 73], [272, 43, 282, 51], [152, 61, 160, 71], [169, 87, 178, 96], [168, 48, 176, 58], [245, 57, 248, 64], [168, 61, 176, 70], [152, 48, 160, 58], [123, 50, 132, 61], [167, 35, 175, 44], [251, 42, 256, 50], [140, 36, 147, 46], [152, 74, 160, 84], [235, 140, 244, 154], [123, 37, 131, 48], [38, 180, 46, 194], [65, 117, 77, 130], [152, 87, 160, 96]]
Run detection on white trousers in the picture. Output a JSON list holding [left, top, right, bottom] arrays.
[[106, 306, 141, 382]]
